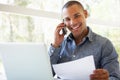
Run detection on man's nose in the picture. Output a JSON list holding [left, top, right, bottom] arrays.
[[70, 19, 77, 26]]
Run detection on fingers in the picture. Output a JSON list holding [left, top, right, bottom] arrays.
[[90, 69, 109, 80], [55, 23, 65, 35], [53, 23, 66, 48]]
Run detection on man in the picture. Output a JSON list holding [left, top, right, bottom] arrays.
[[49, 1, 120, 80]]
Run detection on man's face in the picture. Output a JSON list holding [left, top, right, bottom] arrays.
[[62, 5, 87, 38]]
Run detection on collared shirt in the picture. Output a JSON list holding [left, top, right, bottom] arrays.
[[49, 27, 120, 80]]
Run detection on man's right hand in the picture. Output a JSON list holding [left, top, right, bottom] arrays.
[[52, 23, 66, 48]]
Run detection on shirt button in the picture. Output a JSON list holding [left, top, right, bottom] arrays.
[[72, 55, 76, 57]]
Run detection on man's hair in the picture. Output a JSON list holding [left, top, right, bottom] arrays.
[[62, 1, 84, 10]]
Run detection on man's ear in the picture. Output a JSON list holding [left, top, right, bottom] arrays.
[[84, 10, 88, 18]]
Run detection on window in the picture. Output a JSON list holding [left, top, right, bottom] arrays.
[[0, 12, 60, 44]]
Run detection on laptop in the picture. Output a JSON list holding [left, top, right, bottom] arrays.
[[0, 43, 54, 80]]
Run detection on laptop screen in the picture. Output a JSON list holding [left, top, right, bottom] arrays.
[[0, 43, 54, 80]]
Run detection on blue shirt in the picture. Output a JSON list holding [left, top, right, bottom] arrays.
[[49, 27, 120, 80]]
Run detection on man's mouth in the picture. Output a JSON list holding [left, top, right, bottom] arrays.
[[71, 23, 82, 31]]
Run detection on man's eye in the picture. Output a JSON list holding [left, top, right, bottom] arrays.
[[74, 14, 80, 18], [65, 18, 70, 22]]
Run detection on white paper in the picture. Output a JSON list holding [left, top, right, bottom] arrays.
[[53, 55, 95, 80]]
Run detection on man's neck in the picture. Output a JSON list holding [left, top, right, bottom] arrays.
[[75, 28, 88, 45]]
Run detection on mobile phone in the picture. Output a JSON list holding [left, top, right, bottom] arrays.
[[62, 20, 67, 35], [62, 27, 67, 35]]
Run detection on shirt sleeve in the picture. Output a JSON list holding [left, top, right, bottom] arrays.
[[101, 39, 120, 80], [48, 44, 61, 64]]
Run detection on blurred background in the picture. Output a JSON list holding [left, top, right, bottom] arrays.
[[0, 0, 120, 79]]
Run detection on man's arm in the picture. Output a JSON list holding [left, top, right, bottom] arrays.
[[102, 39, 120, 80], [48, 44, 61, 64], [90, 39, 120, 80]]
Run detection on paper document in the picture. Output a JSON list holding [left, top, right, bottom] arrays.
[[53, 55, 95, 80]]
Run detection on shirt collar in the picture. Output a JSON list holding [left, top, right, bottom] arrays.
[[86, 27, 93, 42], [67, 26, 94, 42]]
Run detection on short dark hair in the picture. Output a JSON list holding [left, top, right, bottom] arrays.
[[62, 1, 84, 10]]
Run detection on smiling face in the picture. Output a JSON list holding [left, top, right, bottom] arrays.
[[62, 4, 88, 39]]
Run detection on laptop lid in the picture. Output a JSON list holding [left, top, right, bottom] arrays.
[[0, 43, 54, 80]]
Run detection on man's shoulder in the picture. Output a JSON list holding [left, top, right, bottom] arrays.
[[87, 27, 110, 43], [92, 32, 110, 44]]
